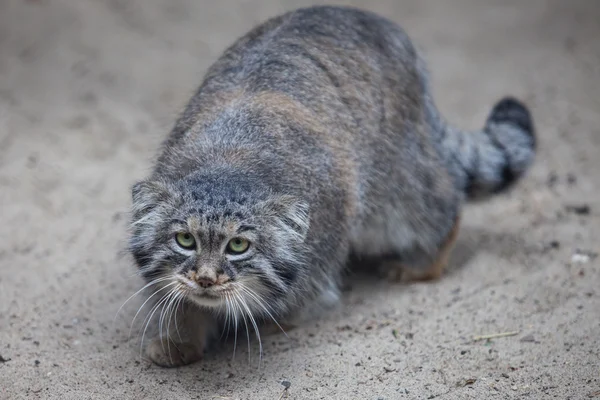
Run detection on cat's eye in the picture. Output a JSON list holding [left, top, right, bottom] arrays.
[[227, 238, 249, 254], [175, 232, 196, 249]]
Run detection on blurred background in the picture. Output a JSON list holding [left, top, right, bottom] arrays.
[[0, 1, 598, 399]]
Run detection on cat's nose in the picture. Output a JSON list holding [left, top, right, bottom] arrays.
[[196, 277, 216, 288]]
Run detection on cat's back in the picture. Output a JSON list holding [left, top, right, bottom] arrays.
[[158, 5, 423, 176], [204, 5, 418, 93]]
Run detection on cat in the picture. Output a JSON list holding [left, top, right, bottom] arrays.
[[128, 5, 535, 367]]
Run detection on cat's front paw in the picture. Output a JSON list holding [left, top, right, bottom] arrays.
[[146, 338, 202, 367]]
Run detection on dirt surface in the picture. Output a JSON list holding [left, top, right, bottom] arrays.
[[1, 1, 599, 399]]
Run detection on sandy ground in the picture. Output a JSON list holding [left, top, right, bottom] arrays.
[[1, 0, 599, 399]]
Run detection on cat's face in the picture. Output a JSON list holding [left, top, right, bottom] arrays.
[[128, 174, 309, 317]]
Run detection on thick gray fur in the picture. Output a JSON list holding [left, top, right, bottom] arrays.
[[128, 5, 535, 367]]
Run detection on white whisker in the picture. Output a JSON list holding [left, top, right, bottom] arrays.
[[173, 292, 185, 343], [158, 289, 179, 361], [137, 289, 171, 359], [231, 292, 252, 362], [240, 286, 288, 338], [234, 291, 263, 365], [164, 288, 182, 364], [239, 299, 251, 363], [220, 293, 232, 342], [139, 286, 178, 359], [129, 281, 177, 339], [115, 276, 172, 323], [230, 293, 238, 360]]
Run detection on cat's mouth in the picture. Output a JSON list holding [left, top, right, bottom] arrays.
[[176, 277, 235, 307]]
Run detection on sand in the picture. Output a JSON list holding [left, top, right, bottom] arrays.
[[1, 0, 599, 399]]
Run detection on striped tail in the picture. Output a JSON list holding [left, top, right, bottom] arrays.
[[443, 97, 536, 200]]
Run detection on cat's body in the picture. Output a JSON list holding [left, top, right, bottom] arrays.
[[129, 6, 535, 367]]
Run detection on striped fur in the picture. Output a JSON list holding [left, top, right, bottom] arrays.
[[437, 97, 535, 200]]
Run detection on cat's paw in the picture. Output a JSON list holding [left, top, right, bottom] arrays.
[[146, 339, 202, 367]]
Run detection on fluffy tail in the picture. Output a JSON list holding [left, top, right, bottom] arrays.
[[442, 97, 536, 200]]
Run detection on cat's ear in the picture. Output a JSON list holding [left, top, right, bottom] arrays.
[[131, 180, 170, 215], [258, 195, 310, 242]]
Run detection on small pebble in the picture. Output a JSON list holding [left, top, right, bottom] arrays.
[[520, 334, 536, 343], [565, 204, 590, 215], [571, 249, 598, 264], [572, 253, 590, 264], [546, 172, 558, 187], [280, 380, 291, 389]]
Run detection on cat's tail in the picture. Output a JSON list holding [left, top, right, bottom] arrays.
[[441, 97, 536, 200]]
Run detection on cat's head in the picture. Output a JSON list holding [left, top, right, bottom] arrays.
[[128, 171, 310, 317]]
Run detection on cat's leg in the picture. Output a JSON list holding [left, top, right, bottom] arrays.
[[145, 303, 217, 367], [383, 215, 461, 282]]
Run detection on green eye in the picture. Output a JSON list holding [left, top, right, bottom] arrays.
[[175, 232, 196, 249], [227, 238, 249, 254]]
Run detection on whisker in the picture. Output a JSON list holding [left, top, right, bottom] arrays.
[[159, 289, 178, 340], [240, 286, 288, 339], [129, 281, 177, 339], [139, 286, 178, 359], [139, 286, 173, 335], [168, 291, 184, 341], [164, 288, 182, 364], [234, 291, 263, 366], [227, 293, 238, 360], [137, 290, 171, 359], [239, 299, 251, 363], [220, 293, 232, 342], [115, 276, 172, 323], [158, 289, 179, 361], [230, 292, 253, 363], [173, 292, 185, 343]]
